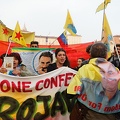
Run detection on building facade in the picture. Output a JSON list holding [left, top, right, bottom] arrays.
[[109, 35, 120, 53], [34, 34, 82, 45], [113, 35, 120, 44]]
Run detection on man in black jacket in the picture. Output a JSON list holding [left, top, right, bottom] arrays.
[[108, 44, 120, 70]]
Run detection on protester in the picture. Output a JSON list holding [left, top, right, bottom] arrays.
[[80, 44, 93, 67], [0, 53, 8, 63], [30, 41, 39, 48], [66, 42, 120, 120], [108, 44, 120, 70], [0, 52, 33, 76], [73, 58, 85, 71], [0, 53, 8, 67], [47, 48, 70, 72], [37, 51, 53, 74], [7, 52, 23, 76]]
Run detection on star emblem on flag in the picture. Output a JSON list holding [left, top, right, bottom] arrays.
[[2, 28, 9, 35], [11, 21, 27, 47], [15, 31, 22, 40]]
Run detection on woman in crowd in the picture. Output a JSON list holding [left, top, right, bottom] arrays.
[[0, 52, 21, 75], [47, 48, 70, 72], [73, 57, 85, 71], [0, 52, 33, 76], [8, 52, 23, 76]]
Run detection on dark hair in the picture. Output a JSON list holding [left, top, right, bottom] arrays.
[[55, 48, 70, 67], [39, 51, 53, 62], [78, 58, 85, 62], [9, 52, 22, 64], [30, 41, 39, 45], [30, 41, 39, 47], [0, 53, 8, 59], [55, 48, 65, 57], [114, 44, 120, 50], [64, 56, 70, 67], [90, 42, 107, 58], [86, 44, 93, 54], [0, 53, 8, 63]]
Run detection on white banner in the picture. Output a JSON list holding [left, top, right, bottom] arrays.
[[0, 67, 77, 120]]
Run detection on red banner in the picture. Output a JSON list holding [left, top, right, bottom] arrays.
[[0, 41, 93, 68]]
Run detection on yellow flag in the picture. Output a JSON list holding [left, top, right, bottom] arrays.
[[22, 32, 35, 44], [96, 2, 106, 13], [103, 13, 112, 41], [0, 23, 35, 44], [64, 10, 77, 36], [0, 23, 13, 41], [102, 13, 112, 59], [106, 0, 111, 3], [96, 0, 111, 13], [11, 22, 27, 47]]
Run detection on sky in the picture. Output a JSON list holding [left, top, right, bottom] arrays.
[[0, 0, 120, 43]]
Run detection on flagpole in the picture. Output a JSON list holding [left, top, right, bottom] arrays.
[[5, 36, 12, 57], [64, 30, 68, 50], [101, 1, 105, 41], [2, 36, 12, 66], [48, 39, 57, 51]]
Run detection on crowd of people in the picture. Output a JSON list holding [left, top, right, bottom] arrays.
[[0, 41, 71, 76], [0, 40, 120, 120]]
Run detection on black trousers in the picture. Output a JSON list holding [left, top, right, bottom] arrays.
[[70, 101, 88, 120], [69, 101, 119, 120]]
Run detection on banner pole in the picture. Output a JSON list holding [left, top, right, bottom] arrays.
[[5, 36, 12, 57]]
